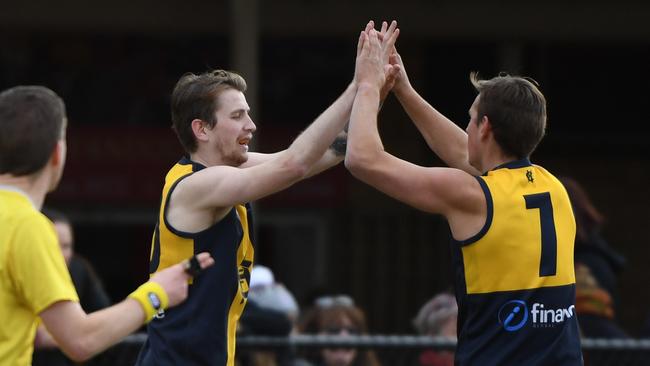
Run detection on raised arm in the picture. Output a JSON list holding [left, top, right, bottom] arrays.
[[390, 48, 480, 175], [238, 22, 384, 175], [345, 27, 454, 214], [240, 131, 347, 178], [38, 253, 214, 361], [170, 22, 386, 216], [345, 26, 486, 239], [174, 81, 355, 213]]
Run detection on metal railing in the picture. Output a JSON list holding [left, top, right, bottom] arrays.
[[84, 334, 650, 366]]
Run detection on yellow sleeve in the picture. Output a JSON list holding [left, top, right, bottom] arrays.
[[8, 215, 79, 314]]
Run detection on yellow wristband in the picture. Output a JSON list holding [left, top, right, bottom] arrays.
[[128, 281, 169, 323]]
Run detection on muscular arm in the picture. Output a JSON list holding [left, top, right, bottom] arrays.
[[345, 30, 485, 240], [263, 83, 353, 176], [241, 132, 347, 178], [391, 53, 480, 176], [346, 85, 460, 212], [235, 21, 380, 176], [173, 82, 355, 213]]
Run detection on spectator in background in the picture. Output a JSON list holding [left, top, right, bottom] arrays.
[[412, 292, 457, 366], [33, 208, 113, 365], [238, 265, 300, 366], [248, 265, 300, 324], [297, 295, 381, 366], [42, 208, 111, 312], [560, 177, 628, 338]]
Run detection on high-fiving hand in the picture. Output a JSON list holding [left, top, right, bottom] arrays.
[[354, 20, 401, 95]]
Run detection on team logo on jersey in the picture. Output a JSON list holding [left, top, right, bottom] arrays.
[[498, 300, 576, 331], [526, 170, 534, 183], [498, 300, 529, 331], [238, 259, 253, 304]]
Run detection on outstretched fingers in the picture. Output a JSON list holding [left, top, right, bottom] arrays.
[[357, 20, 375, 57], [382, 21, 400, 54], [358, 31, 370, 59], [365, 20, 375, 33], [380, 20, 388, 35]]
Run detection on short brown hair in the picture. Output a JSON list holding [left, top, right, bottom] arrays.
[[471, 72, 547, 159], [171, 69, 247, 153], [0, 86, 66, 176]]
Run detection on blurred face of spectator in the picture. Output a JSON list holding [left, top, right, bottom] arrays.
[[413, 292, 458, 338], [320, 314, 358, 366], [54, 221, 74, 265], [440, 316, 457, 338]]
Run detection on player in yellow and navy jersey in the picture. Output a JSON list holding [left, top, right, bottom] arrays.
[[134, 56, 376, 363], [346, 22, 581, 365], [451, 160, 580, 365], [137, 158, 255, 365]]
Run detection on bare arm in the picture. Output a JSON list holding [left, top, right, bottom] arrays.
[[39, 298, 146, 361], [231, 23, 386, 180], [345, 28, 485, 239], [391, 52, 480, 175], [174, 81, 356, 213], [34, 325, 57, 349], [39, 253, 214, 361], [240, 132, 346, 178]]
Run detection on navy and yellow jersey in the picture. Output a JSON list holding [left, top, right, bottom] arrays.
[[451, 159, 582, 366], [136, 157, 255, 366]]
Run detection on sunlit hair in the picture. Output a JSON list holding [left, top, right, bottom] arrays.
[[171, 69, 247, 153], [470, 72, 547, 159], [0, 86, 66, 176]]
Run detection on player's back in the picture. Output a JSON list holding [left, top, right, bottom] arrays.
[[451, 159, 582, 365]]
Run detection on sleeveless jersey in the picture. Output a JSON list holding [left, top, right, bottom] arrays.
[[451, 159, 582, 365], [136, 157, 255, 366]]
